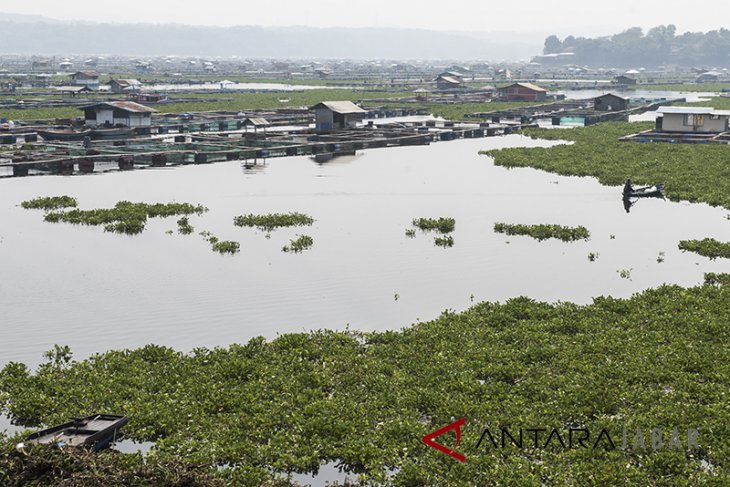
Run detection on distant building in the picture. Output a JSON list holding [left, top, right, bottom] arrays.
[[656, 106, 730, 133], [696, 71, 721, 83], [311, 101, 366, 131], [498, 83, 548, 102], [55, 85, 93, 97], [612, 75, 637, 86], [108, 78, 143, 93], [435, 75, 464, 90], [594, 93, 629, 112], [70, 71, 100, 89], [59, 61, 73, 71], [82, 101, 156, 128]]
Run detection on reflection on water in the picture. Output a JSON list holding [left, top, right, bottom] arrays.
[[113, 438, 155, 455], [1, 135, 728, 367]]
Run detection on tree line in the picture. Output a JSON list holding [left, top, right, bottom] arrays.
[[543, 25, 730, 67]]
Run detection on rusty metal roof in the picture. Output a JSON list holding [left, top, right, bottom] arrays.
[[82, 101, 157, 113], [501, 82, 548, 92], [311, 101, 366, 114]]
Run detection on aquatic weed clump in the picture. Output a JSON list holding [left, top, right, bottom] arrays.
[[679, 238, 730, 260], [412, 217, 455, 234], [494, 223, 590, 242], [41, 200, 209, 236], [211, 240, 240, 254], [21, 195, 78, 210], [282, 235, 313, 253], [233, 212, 314, 232], [434, 235, 454, 247], [177, 216, 194, 235]]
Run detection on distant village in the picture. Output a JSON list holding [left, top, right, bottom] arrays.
[[1, 53, 729, 177]]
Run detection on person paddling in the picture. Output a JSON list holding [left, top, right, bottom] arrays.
[[623, 178, 634, 196]]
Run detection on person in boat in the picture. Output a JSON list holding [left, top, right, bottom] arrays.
[[623, 178, 634, 196]]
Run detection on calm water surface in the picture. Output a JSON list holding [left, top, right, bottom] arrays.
[[1, 135, 728, 367]]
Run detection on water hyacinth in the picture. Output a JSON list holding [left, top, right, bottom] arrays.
[[678, 238, 730, 260], [494, 222, 590, 242], [37, 200, 208, 236], [282, 235, 313, 253], [434, 235, 454, 247], [211, 240, 240, 254], [21, 195, 78, 210], [412, 217, 455, 234], [233, 212, 314, 232], [177, 216, 194, 235], [0, 283, 728, 485]]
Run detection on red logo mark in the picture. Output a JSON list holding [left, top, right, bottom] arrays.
[[422, 417, 467, 462]]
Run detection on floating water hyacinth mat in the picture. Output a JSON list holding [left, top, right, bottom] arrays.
[[0, 282, 728, 485], [282, 235, 313, 253], [29, 199, 208, 235], [412, 217, 455, 234], [678, 238, 730, 260], [20, 195, 78, 210], [233, 212, 314, 232], [494, 223, 590, 242]]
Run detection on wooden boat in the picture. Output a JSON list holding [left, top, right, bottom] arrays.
[[624, 183, 664, 198], [21, 414, 129, 452], [37, 129, 92, 141]]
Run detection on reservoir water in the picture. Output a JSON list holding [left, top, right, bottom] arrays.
[[1, 135, 728, 368]]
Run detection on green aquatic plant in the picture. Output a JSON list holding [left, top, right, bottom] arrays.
[[0, 283, 728, 485], [40, 201, 208, 236], [482, 120, 730, 210], [587, 252, 599, 262], [618, 268, 633, 280], [233, 212, 314, 232], [494, 223, 590, 242], [405, 229, 416, 238], [282, 235, 313, 253], [657, 251, 666, 263], [704, 272, 730, 286], [21, 195, 78, 210], [211, 240, 240, 254], [434, 235, 454, 247], [412, 217, 455, 234], [678, 238, 730, 260], [177, 216, 194, 235]]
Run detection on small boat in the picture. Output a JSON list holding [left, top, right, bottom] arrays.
[[624, 183, 664, 198], [20, 414, 129, 452], [37, 129, 92, 141]]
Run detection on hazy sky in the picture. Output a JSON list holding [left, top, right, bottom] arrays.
[[2, 0, 729, 35]]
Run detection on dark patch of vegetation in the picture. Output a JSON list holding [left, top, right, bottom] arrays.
[[41, 201, 208, 236], [678, 238, 730, 260], [412, 217, 455, 234], [20, 196, 78, 210], [233, 213, 314, 232], [282, 235, 313, 253], [404, 229, 416, 238], [704, 272, 730, 286], [482, 121, 730, 210], [434, 235, 454, 247], [0, 443, 228, 487], [494, 222, 590, 242], [199, 231, 239, 254], [211, 240, 240, 255], [177, 216, 194, 235], [1, 283, 727, 485]]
